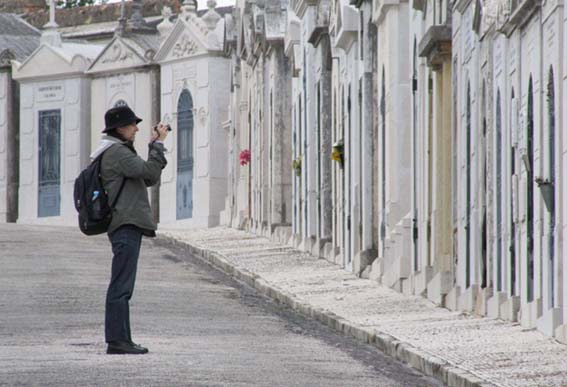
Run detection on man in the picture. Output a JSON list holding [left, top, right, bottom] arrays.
[[90, 105, 169, 355]]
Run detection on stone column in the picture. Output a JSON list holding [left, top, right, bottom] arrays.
[[319, 37, 333, 242], [361, 10, 375, 254], [270, 44, 293, 227], [150, 67, 160, 224], [6, 74, 19, 222], [432, 60, 453, 273]]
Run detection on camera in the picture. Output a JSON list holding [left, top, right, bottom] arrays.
[[153, 124, 172, 132]]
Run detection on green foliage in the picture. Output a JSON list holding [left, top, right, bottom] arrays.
[[56, 0, 95, 8]]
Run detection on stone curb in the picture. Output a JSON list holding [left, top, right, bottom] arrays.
[[159, 234, 498, 387]]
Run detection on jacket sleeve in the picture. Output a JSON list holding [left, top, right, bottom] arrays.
[[144, 142, 168, 187], [115, 142, 167, 185]]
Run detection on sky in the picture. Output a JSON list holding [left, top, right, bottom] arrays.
[[101, 0, 236, 10]]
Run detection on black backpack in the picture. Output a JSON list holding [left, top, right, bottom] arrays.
[[73, 151, 125, 236]]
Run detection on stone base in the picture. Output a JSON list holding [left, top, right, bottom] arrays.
[[382, 252, 411, 289], [458, 285, 479, 312], [271, 224, 292, 245], [353, 248, 377, 277], [332, 246, 342, 266], [298, 235, 317, 255], [413, 266, 434, 297], [474, 287, 493, 316], [313, 238, 331, 259], [445, 285, 460, 311], [426, 270, 452, 306], [537, 307, 563, 336], [368, 257, 384, 282], [519, 298, 542, 328], [487, 291, 508, 318], [291, 233, 302, 248], [554, 322, 567, 344], [500, 295, 520, 321]]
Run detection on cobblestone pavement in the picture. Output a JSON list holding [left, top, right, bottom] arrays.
[[0, 224, 442, 387], [160, 226, 567, 387]]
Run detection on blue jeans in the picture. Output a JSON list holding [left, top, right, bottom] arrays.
[[105, 225, 142, 343]]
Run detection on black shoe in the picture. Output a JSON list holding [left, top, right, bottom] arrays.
[[107, 340, 149, 355], [129, 341, 148, 352]]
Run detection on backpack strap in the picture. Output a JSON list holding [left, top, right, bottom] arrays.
[[97, 144, 128, 209], [110, 177, 126, 209]]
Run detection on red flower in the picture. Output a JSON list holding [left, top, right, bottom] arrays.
[[239, 149, 251, 166]]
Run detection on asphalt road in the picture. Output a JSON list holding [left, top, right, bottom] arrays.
[[0, 224, 443, 387]]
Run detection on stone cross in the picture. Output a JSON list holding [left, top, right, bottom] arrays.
[[41, 0, 61, 46], [45, 0, 58, 28], [115, 0, 126, 36]]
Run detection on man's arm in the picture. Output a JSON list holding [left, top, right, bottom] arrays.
[[144, 142, 167, 187], [116, 142, 167, 183]]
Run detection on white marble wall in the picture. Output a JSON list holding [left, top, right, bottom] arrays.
[[18, 77, 90, 225], [0, 72, 9, 222], [90, 71, 158, 157], [159, 56, 229, 228]]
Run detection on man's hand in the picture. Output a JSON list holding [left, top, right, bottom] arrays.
[[151, 123, 169, 143]]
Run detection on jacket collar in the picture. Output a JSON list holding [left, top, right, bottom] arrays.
[[90, 135, 136, 161]]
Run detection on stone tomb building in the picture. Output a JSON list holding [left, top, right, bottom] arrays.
[[0, 14, 39, 222], [86, 8, 162, 221], [11, 21, 102, 225], [155, 2, 230, 228]]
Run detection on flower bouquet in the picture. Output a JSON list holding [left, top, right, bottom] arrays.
[[291, 155, 302, 177], [331, 139, 344, 168], [239, 149, 251, 166]]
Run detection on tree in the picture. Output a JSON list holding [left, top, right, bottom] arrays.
[[56, 0, 95, 8]]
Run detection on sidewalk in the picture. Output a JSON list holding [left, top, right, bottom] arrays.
[[160, 227, 567, 387]]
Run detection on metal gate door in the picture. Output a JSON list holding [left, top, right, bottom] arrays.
[[176, 90, 194, 220], [38, 110, 61, 217]]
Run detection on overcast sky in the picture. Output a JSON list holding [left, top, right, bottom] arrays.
[[102, 0, 236, 9]]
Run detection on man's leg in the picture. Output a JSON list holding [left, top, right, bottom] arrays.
[[105, 225, 142, 344]]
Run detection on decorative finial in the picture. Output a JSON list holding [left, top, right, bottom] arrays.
[[157, 6, 174, 44], [202, 0, 221, 31], [130, 0, 147, 28], [181, 0, 198, 19]]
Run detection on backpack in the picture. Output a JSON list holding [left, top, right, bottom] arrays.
[[73, 151, 125, 236]]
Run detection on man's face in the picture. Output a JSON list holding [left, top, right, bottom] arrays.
[[117, 123, 139, 142]]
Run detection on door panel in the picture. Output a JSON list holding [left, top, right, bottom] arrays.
[[38, 110, 61, 218], [176, 90, 194, 220]]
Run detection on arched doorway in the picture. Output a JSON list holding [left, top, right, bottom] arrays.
[[465, 82, 471, 287], [526, 76, 534, 302], [546, 67, 556, 307], [176, 89, 194, 220], [496, 89, 503, 291]]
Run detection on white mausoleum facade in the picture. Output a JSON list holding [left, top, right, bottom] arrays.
[[12, 19, 102, 225], [155, 1, 230, 228]]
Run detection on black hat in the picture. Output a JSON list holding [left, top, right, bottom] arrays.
[[102, 105, 142, 133]]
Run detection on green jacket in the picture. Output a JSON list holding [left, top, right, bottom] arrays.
[[92, 135, 167, 236]]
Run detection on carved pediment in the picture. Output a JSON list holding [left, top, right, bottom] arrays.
[[171, 34, 203, 58], [12, 44, 90, 80], [155, 18, 211, 63], [88, 38, 148, 74]]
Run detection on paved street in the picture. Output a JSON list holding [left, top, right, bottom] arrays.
[[0, 224, 442, 387]]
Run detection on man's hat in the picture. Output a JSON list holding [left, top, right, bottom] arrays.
[[102, 105, 142, 133]]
